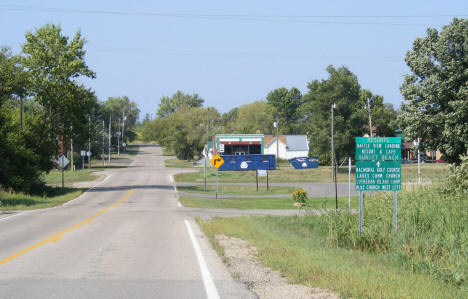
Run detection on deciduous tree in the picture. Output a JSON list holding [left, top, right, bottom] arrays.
[[399, 18, 468, 164]]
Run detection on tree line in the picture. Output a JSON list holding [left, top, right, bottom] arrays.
[[0, 24, 140, 193], [142, 18, 467, 165], [141, 66, 398, 162]]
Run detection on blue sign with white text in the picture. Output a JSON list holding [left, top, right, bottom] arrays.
[[218, 155, 276, 171]]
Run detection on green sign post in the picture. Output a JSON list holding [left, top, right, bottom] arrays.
[[355, 137, 402, 234]]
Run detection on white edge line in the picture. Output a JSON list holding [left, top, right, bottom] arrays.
[[184, 219, 220, 299], [0, 174, 113, 223], [169, 175, 181, 207], [63, 174, 112, 206]]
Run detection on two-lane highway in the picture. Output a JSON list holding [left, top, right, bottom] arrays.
[[0, 145, 253, 299]]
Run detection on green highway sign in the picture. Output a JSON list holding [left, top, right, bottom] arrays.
[[355, 137, 402, 191], [356, 161, 401, 190], [355, 137, 401, 161]]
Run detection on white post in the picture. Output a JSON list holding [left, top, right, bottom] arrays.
[[417, 137, 421, 184], [348, 157, 351, 210], [108, 116, 111, 163]]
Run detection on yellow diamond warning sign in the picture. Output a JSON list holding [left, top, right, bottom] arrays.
[[210, 154, 224, 169]]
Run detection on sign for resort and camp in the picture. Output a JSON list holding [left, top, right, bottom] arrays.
[[355, 137, 402, 191], [355, 136, 402, 234]]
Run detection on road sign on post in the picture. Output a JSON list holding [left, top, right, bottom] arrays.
[[210, 154, 224, 169], [210, 154, 225, 199], [355, 137, 402, 234], [56, 155, 69, 188]]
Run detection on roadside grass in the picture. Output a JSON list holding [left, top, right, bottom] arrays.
[[321, 184, 467, 287], [0, 187, 85, 210], [179, 195, 358, 210], [164, 158, 196, 168], [198, 215, 466, 298], [174, 163, 449, 184], [41, 169, 98, 186], [177, 185, 296, 196]]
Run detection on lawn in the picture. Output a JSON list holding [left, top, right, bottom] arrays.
[[179, 195, 359, 210], [41, 169, 98, 187], [0, 187, 85, 210], [177, 184, 296, 196], [174, 162, 449, 184], [199, 215, 466, 298], [164, 158, 197, 168]]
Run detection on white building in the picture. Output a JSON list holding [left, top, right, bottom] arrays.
[[264, 135, 310, 160]]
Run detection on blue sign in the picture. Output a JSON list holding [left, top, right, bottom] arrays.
[[288, 157, 319, 169], [218, 155, 276, 171]]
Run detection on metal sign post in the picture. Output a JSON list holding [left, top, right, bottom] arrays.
[[80, 150, 86, 170], [393, 190, 398, 231], [348, 157, 351, 211], [210, 154, 224, 199], [56, 155, 69, 188], [216, 169, 219, 199], [359, 191, 363, 235]]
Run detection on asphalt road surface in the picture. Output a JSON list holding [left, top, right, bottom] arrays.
[[0, 145, 254, 299]]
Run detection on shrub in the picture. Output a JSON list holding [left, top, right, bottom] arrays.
[[292, 189, 307, 204]]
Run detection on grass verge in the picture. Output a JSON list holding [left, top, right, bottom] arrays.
[[198, 216, 466, 298], [174, 163, 448, 184], [177, 185, 296, 196], [179, 195, 358, 210], [164, 158, 196, 168], [41, 169, 98, 186], [0, 187, 86, 210]]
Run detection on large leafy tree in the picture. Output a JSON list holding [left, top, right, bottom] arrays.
[[21, 24, 97, 171], [399, 18, 468, 164], [0, 48, 40, 192], [266, 87, 302, 133], [298, 65, 367, 163], [235, 101, 279, 134], [157, 90, 204, 118], [100, 96, 140, 144], [154, 107, 220, 160]]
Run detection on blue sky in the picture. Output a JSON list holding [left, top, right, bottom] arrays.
[[1, 1, 466, 119]]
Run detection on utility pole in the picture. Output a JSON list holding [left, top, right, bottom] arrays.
[[102, 120, 105, 166], [19, 97, 23, 131], [88, 115, 91, 169], [117, 117, 120, 156], [122, 111, 126, 152], [70, 125, 74, 172], [367, 98, 373, 137], [108, 116, 111, 163], [204, 108, 209, 192], [275, 118, 279, 169]]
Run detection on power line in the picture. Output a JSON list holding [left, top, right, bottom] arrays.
[[1, 4, 465, 26]]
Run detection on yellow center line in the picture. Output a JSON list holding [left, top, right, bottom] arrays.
[[0, 188, 134, 266]]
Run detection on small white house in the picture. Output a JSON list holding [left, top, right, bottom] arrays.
[[264, 135, 309, 160]]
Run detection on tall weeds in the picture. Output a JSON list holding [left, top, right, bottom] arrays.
[[321, 184, 467, 286]]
